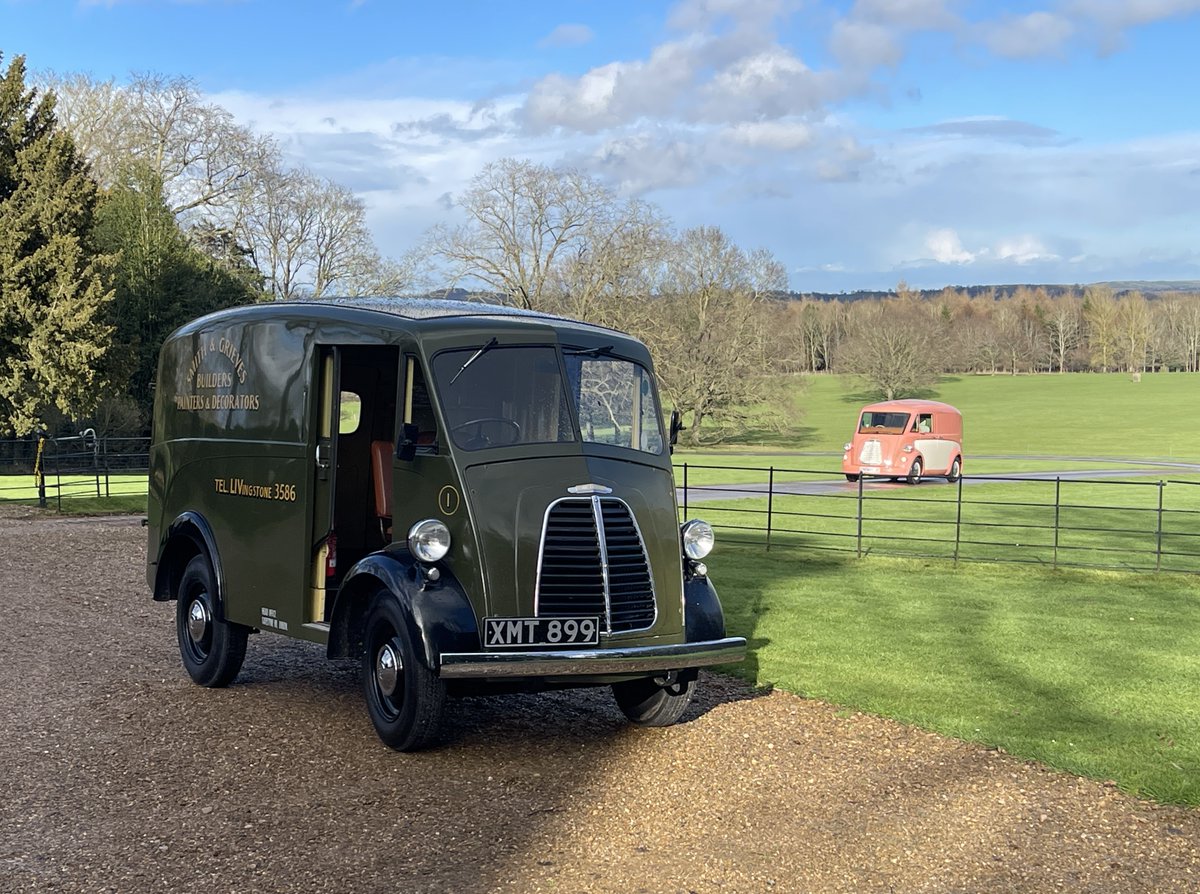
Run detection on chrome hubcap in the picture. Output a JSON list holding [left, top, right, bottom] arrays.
[[376, 643, 402, 697], [187, 598, 210, 642]]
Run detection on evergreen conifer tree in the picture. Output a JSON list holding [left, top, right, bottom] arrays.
[[0, 53, 115, 434]]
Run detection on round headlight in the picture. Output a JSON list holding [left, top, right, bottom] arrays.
[[681, 519, 714, 560], [407, 519, 451, 562]]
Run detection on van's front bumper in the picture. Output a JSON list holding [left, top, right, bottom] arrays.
[[437, 636, 746, 679]]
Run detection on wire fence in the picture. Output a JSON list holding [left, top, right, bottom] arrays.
[[0, 434, 150, 510], [4, 444, 1199, 574], [676, 462, 1200, 574]]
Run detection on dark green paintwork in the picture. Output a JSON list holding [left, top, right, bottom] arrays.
[[148, 299, 700, 663]]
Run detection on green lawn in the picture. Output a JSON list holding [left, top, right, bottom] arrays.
[[714, 545, 1200, 805], [0, 473, 148, 513], [704, 371, 1200, 460]]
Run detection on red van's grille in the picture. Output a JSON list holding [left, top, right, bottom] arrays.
[[859, 440, 883, 464], [535, 498, 656, 634]]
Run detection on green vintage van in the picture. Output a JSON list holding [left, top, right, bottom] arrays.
[[147, 298, 745, 750]]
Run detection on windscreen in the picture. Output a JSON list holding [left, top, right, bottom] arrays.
[[859, 412, 911, 434], [433, 346, 574, 451], [431, 344, 665, 455], [564, 354, 664, 454]]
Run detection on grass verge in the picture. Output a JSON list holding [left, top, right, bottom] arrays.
[[714, 543, 1200, 805]]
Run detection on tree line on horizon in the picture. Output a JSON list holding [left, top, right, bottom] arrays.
[[2, 52, 1198, 443]]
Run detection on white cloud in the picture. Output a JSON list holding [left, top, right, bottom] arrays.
[[724, 120, 814, 150], [977, 11, 1076, 58], [830, 20, 904, 69], [994, 235, 1059, 264], [538, 23, 595, 48], [925, 228, 975, 264]]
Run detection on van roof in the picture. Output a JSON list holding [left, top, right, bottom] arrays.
[[322, 296, 572, 323], [172, 296, 634, 341], [860, 399, 961, 415]]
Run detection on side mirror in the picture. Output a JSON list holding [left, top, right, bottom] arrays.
[[668, 410, 683, 452], [396, 422, 419, 462]]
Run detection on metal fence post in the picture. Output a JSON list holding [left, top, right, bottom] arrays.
[[682, 463, 689, 518], [856, 473, 864, 559], [954, 473, 963, 563], [1053, 477, 1061, 569], [34, 431, 46, 508], [1156, 480, 1164, 572], [766, 466, 775, 552]]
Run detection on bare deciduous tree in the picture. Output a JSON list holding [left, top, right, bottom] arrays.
[[838, 300, 941, 400], [428, 158, 650, 312]]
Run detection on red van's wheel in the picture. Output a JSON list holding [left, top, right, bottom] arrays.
[[845, 473, 860, 482], [906, 457, 923, 485], [947, 457, 962, 483]]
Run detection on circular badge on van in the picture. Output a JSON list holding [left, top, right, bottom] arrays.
[[438, 485, 461, 515]]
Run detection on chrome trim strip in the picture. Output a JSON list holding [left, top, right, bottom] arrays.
[[437, 637, 747, 679], [567, 483, 612, 495], [591, 495, 613, 635]]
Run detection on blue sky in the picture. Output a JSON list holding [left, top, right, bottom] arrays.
[[4, 0, 1200, 292]]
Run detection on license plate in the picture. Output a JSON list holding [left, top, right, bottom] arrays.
[[861, 466, 879, 473], [484, 616, 600, 648]]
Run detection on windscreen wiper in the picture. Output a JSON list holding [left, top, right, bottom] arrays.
[[449, 337, 498, 385], [563, 344, 616, 358]]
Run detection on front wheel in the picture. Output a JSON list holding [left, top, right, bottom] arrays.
[[176, 554, 248, 688], [612, 669, 698, 727], [906, 457, 923, 485], [845, 473, 860, 482], [362, 591, 446, 751], [947, 457, 962, 483]]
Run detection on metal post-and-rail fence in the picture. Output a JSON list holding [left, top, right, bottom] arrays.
[[0, 435, 150, 510], [675, 463, 1200, 575]]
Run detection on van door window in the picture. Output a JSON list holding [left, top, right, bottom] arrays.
[[403, 357, 438, 451], [912, 414, 932, 433], [339, 391, 362, 434]]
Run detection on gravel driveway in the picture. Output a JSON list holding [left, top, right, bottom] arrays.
[[2, 512, 1197, 893]]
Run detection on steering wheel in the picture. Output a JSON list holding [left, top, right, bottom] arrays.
[[451, 417, 521, 448]]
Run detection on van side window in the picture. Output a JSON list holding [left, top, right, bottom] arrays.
[[913, 414, 932, 433], [404, 357, 438, 450], [339, 391, 362, 435]]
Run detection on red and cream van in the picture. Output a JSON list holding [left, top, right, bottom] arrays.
[[841, 399, 963, 484]]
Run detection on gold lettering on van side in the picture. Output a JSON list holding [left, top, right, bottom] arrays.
[[213, 477, 297, 502], [178, 334, 259, 413]]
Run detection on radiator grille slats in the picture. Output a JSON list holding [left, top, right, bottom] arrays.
[[536, 497, 656, 634]]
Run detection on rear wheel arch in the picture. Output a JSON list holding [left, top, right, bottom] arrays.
[[153, 513, 224, 612]]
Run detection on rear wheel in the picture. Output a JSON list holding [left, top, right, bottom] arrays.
[[947, 457, 962, 483], [906, 457, 923, 485], [613, 669, 698, 727], [175, 554, 248, 688], [362, 591, 446, 751]]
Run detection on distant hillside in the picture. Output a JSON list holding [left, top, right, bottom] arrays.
[[785, 281, 1200, 302]]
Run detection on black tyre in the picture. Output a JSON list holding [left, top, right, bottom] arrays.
[[612, 669, 698, 727], [845, 473, 860, 482], [947, 457, 962, 483], [176, 554, 248, 688], [906, 457, 923, 485], [362, 591, 446, 751]]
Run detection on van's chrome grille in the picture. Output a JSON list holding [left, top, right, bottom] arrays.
[[536, 498, 656, 634]]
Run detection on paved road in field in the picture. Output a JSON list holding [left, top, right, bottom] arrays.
[[677, 455, 1200, 503]]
